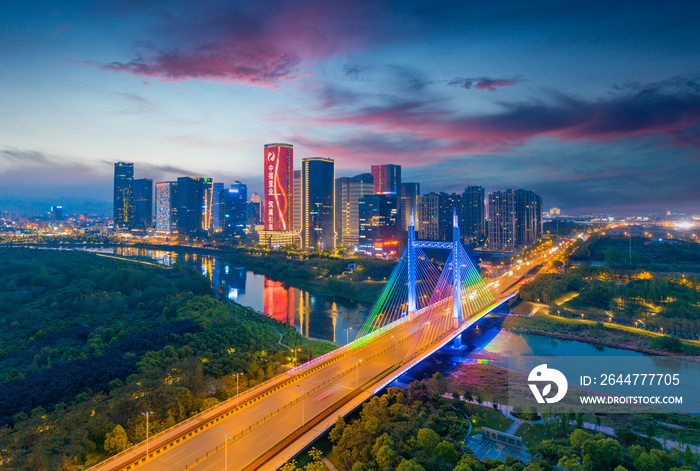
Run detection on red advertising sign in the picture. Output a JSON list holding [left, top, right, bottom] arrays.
[[264, 144, 293, 231]]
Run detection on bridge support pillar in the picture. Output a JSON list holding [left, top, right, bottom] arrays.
[[407, 209, 417, 322]]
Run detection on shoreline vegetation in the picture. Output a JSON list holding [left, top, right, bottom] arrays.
[[1, 241, 391, 305]]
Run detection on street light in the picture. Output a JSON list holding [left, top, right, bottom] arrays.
[[141, 411, 153, 455], [296, 384, 309, 425], [234, 373, 244, 408], [350, 355, 362, 388], [218, 429, 232, 470], [391, 335, 399, 364], [345, 327, 352, 344]]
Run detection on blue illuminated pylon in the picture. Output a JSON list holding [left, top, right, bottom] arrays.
[[451, 207, 462, 348], [407, 208, 417, 320]]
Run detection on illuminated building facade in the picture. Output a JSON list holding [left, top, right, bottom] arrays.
[[293, 169, 302, 232], [221, 181, 247, 237], [176, 176, 213, 236], [155, 181, 178, 233], [247, 193, 262, 227], [358, 194, 398, 256], [461, 186, 485, 245], [302, 157, 335, 251], [335, 173, 373, 247], [212, 182, 224, 231], [132, 178, 153, 230], [257, 230, 301, 248], [113, 162, 133, 229], [263, 143, 294, 231], [488, 189, 516, 250]]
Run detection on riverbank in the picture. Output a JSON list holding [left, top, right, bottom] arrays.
[[502, 312, 700, 357], [2, 242, 388, 305]]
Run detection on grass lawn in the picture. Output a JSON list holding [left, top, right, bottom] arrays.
[[516, 423, 559, 448], [462, 402, 514, 433]]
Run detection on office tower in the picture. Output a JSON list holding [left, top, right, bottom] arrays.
[[221, 181, 247, 237], [176, 176, 212, 236], [155, 181, 178, 233], [488, 190, 516, 250], [515, 189, 540, 247], [113, 162, 134, 229], [336, 173, 373, 247], [461, 186, 485, 245], [302, 157, 335, 251], [264, 143, 294, 231], [371, 164, 401, 195], [400, 183, 420, 232], [358, 194, 398, 255], [536, 194, 543, 238], [132, 178, 153, 230], [212, 182, 225, 231], [293, 170, 302, 232]]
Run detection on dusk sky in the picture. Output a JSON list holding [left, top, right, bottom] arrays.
[[1, 0, 699, 215]]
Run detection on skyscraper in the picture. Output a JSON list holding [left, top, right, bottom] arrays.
[[212, 182, 225, 231], [358, 194, 398, 255], [488, 190, 516, 250], [302, 157, 335, 251], [132, 178, 153, 230], [336, 173, 373, 247], [113, 162, 133, 229], [515, 189, 539, 247], [264, 143, 294, 231], [293, 169, 302, 232], [461, 186, 485, 245], [400, 182, 420, 233], [176, 176, 212, 236], [155, 181, 178, 233], [371, 164, 401, 195], [247, 193, 262, 227]]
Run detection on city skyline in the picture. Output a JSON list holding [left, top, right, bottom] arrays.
[[1, 0, 699, 215]]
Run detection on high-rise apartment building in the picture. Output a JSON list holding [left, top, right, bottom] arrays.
[[155, 181, 178, 233], [400, 183, 420, 233], [461, 186, 485, 245], [302, 158, 335, 251], [417, 192, 460, 241], [176, 176, 212, 236], [212, 182, 225, 231], [132, 178, 153, 230], [488, 190, 516, 250], [113, 162, 134, 229], [371, 164, 401, 195], [264, 143, 294, 231], [335, 173, 373, 247], [358, 194, 398, 255], [247, 193, 262, 227]]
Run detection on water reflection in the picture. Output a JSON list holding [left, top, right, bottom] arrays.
[[110, 247, 369, 345]]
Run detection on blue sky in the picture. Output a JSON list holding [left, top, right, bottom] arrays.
[[1, 0, 699, 215]]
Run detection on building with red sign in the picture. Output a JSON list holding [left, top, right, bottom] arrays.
[[263, 143, 294, 231]]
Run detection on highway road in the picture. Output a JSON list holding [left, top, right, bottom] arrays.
[[95, 240, 571, 471]]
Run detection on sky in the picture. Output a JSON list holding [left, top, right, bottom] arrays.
[[1, 0, 699, 216]]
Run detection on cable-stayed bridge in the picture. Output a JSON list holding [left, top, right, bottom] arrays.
[[93, 211, 558, 471]]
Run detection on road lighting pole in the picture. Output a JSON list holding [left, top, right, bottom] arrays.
[[345, 327, 352, 344], [234, 373, 244, 408], [141, 411, 153, 455], [218, 429, 231, 470], [296, 385, 309, 425], [350, 355, 361, 388]]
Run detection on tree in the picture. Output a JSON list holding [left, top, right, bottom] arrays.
[[435, 440, 460, 464], [634, 452, 663, 471], [581, 438, 622, 471], [570, 428, 593, 450], [416, 428, 440, 451], [396, 459, 426, 471], [104, 424, 131, 454]]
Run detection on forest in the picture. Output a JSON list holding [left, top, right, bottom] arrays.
[[0, 248, 315, 470]]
